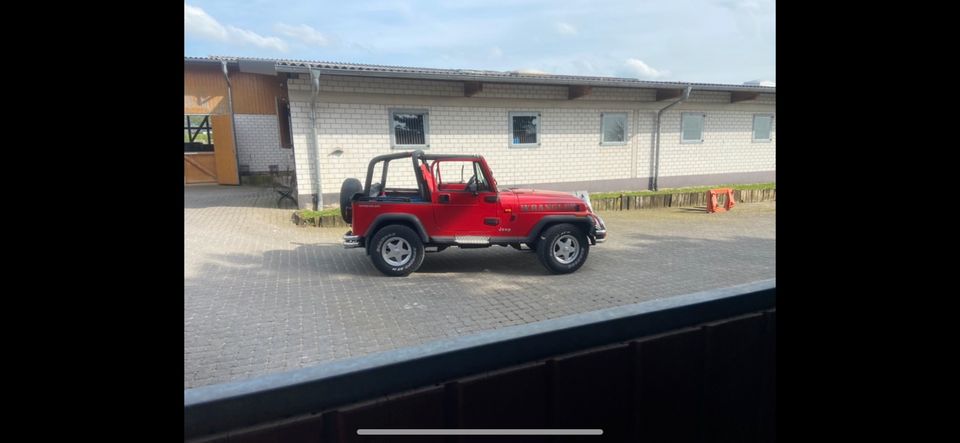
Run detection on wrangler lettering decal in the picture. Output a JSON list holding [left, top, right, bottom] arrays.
[[519, 203, 581, 212]]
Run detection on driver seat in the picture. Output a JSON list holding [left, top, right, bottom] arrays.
[[419, 164, 437, 202]]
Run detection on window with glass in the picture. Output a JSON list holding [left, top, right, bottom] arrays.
[[601, 112, 628, 145], [753, 115, 773, 142], [510, 112, 540, 147], [681, 113, 705, 143], [278, 98, 293, 149], [184, 115, 214, 152], [390, 109, 429, 148]]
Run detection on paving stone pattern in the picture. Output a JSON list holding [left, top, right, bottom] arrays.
[[184, 185, 775, 389]]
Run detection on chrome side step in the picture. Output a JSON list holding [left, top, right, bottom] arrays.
[[454, 236, 490, 245]]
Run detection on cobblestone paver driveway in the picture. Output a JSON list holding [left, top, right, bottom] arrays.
[[185, 185, 775, 389]]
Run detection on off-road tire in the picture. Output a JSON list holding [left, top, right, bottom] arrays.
[[340, 178, 363, 223], [536, 223, 590, 274], [369, 225, 425, 277]]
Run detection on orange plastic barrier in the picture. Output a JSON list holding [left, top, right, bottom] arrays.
[[707, 188, 736, 213]]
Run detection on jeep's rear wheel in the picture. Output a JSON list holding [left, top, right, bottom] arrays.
[[536, 223, 590, 274], [369, 225, 425, 277]]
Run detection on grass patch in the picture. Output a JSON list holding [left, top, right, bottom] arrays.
[[296, 208, 340, 220], [590, 182, 775, 199]]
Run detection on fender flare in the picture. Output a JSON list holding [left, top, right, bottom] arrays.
[[364, 213, 431, 252], [524, 215, 595, 243]]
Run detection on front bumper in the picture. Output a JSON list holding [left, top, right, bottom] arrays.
[[591, 214, 607, 244], [594, 228, 607, 243], [343, 231, 361, 249]]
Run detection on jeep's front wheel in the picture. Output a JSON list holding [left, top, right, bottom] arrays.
[[536, 223, 590, 274], [370, 225, 425, 277]]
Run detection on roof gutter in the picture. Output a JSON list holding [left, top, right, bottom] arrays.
[[221, 60, 241, 185], [272, 65, 775, 94], [652, 85, 692, 191]]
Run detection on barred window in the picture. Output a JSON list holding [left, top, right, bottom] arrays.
[[390, 109, 429, 148]]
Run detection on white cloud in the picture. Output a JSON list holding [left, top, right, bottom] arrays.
[[489, 46, 503, 58], [184, 4, 288, 52], [275, 23, 330, 47], [555, 22, 577, 35], [184, 5, 228, 41], [625, 58, 668, 79], [228, 26, 288, 52], [715, 0, 775, 38]]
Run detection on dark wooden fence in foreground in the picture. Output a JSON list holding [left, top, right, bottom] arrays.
[[185, 280, 776, 442]]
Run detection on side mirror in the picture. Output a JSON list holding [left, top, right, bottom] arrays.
[[467, 176, 478, 195]]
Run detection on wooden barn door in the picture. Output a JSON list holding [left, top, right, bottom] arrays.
[[211, 114, 240, 185], [184, 153, 218, 184]]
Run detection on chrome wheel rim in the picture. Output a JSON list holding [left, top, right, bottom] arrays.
[[552, 234, 580, 264], [382, 237, 413, 267]]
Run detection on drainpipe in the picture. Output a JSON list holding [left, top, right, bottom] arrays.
[[652, 85, 693, 191], [309, 69, 323, 209], [221, 60, 241, 185]]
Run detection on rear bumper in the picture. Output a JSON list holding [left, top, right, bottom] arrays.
[[343, 231, 361, 249]]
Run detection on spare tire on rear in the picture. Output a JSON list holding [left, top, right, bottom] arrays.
[[340, 178, 363, 223]]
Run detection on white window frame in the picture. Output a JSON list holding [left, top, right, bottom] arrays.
[[752, 114, 774, 142], [389, 108, 430, 149], [509, 111, 541, 148], [681, 112, 706, 144], [600, 112, 629, 146]]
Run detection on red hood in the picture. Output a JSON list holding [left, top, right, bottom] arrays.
[[502, 188, 588, 206]]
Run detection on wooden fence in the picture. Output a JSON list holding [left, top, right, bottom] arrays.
[[295, 189, 776, 227], [590, 188, 776, 211]]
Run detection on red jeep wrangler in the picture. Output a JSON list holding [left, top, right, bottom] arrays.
[[340, 150, 606, 276]]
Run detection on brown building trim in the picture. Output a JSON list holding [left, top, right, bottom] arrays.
[[184, 65, 228, 115], [231, 72, 286, 115]]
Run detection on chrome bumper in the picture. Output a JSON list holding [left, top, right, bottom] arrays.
[[592, 214, 607, 244], [343, 231, 361, 249], [594, 228, 607, 243]]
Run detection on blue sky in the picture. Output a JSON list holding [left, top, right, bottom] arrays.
[[184, 0, 774, 85]]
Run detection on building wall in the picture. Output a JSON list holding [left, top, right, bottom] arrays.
[[234, 114, 294, 173], [656, 109, 776, 179], [186, 64, 297, 184], [286, 75, 775, 208], [288, 74, 464, 97]]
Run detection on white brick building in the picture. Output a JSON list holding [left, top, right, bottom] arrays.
[[234, 114, 295, 173], [188, 57, 774, 208]]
